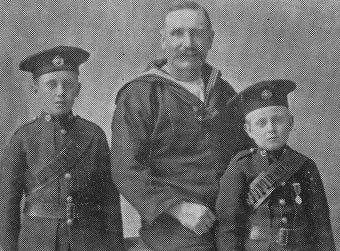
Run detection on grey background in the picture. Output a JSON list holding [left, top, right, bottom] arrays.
[[0, 0, 339, 247]]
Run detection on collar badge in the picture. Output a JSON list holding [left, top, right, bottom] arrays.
[[261, 89, 272, 100]]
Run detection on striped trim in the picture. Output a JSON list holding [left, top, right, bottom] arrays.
[[138, 68, 172, 81], [205, 67, 218, 98]]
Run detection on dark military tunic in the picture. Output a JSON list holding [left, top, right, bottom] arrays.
[[0, 112, 124, 251], [111, 60, 249, 250], [216, 145, 335, 251]]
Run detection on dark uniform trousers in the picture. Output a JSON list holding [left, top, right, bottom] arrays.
[[0, 112, 125, 251]]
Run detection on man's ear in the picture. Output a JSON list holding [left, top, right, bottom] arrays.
[[30, 81, 38, 94], [244, 123, 252, 138], [208, 29, 215, 50]]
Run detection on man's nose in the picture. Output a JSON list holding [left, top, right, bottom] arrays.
[[182, 32, 193, 47], [55, 83, 65, 96]]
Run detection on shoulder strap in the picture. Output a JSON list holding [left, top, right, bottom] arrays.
[[31, 122, 94, 195], [31, 138, 82, 194], [247, 148, 308, 210], [231, 148, 255, 163]]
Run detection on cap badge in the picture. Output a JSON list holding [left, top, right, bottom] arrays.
[[52, 55, 64, 67], [261, 89, 272, 100]]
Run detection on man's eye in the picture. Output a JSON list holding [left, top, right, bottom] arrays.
[[171, 29, 183, 36], [63, 81, 73, 89], [191, 29, 205, 37]]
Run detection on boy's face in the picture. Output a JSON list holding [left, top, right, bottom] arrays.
[[34, 71, 80, 115], [244, 106, 293, 151]]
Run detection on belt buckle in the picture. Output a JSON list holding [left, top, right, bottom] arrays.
[[277, 228, 289, 246]]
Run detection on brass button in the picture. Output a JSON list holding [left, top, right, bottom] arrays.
[[279, 199, 286, 206], [45, 114, 51, 122], [61, 129, 67, 135], [64, 173, 71, 180], [66, 196, 73, 203], [260, 150, 267, 156], [66, 218, 73, 225], [196, 115, 203, 121], [281, 217, 288, 224]]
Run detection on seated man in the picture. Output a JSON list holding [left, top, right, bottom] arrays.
[[110, 1, 249, 250]]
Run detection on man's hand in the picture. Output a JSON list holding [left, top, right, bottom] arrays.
[[168, 202, 216, 235]]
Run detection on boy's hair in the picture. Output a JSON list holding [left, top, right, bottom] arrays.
[[244, 109, 294, 128]]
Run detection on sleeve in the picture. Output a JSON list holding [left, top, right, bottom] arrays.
[[110, 82, 188, 224], [215, 78, 252, 177], [0, 132, 26, 251], [215, 158, 248, 251], [306, 160, 336, 250], [95, 129, 125, 250]]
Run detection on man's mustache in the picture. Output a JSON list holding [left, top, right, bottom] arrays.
[[177, 48, 201, 57]]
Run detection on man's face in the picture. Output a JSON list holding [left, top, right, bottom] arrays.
[[35, 71, 80, 115], [161, 8, 214, 72], [244, 106, 293, 151]]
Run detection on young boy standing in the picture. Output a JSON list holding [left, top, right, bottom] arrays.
[[216, 79, 335, 250], [0, 46, 125, 250]]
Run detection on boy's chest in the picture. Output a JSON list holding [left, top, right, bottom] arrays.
[[245, 156, 312, 229], [245, 149, 312, 218]]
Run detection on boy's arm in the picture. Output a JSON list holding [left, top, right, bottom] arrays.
[[306, 160, 336, 250], [0, 132, 25, 250], [216, 156, 248, 251]]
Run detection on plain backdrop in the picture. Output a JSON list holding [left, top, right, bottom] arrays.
[[0, 0, 339, 247]]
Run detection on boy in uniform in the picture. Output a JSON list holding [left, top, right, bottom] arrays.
[[0, 46, 124, 251], [216, 79, 335, 250]]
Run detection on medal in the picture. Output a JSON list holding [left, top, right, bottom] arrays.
[[292, 183, 302, 205], [295, 195, 302, 204]]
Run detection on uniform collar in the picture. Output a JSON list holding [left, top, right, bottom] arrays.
[[144, 58, 220, 95], [40, 110, 75, 126], [255, 145, 287, 161]]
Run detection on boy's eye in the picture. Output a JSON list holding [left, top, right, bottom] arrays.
[[62, 80, 74, 89], [272, 116, 286, 125], [255, 118, 267, 128], [46, 80, 58, 88]]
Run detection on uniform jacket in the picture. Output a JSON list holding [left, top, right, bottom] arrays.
[[216, 145, 335, 251], [0, 112, 124, 251], [111, 60, 249, 250]]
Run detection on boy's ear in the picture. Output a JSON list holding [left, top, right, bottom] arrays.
[[244, 123, 252, 138], [288, 115, 294, 131], [160, 28, 166, 50], [74, 81, 81, 97]]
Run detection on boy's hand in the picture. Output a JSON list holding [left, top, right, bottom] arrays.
[[168, 202, 216, 235]]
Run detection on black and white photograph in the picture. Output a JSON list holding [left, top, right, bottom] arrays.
[[0, 0, 339, 250]]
